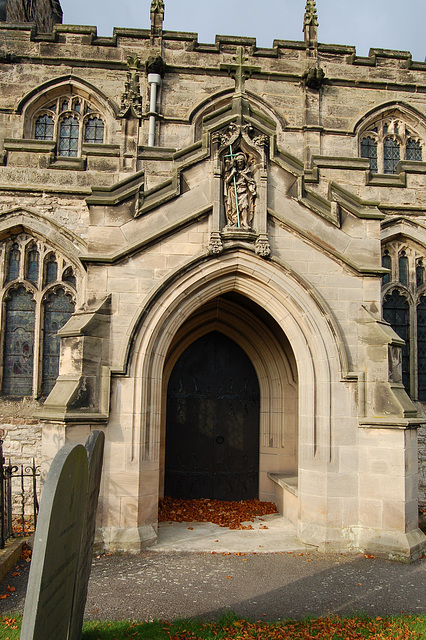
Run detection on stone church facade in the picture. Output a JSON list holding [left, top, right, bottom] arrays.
[[0, 0, 425, 559]]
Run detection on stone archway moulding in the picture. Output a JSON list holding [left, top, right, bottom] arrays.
[[160, 296, 297, 469], [127, 250, 346, 473], [0, 206, 87, 261]]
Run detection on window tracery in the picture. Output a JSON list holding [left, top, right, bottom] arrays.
[[382, 241, 426, 400], [33, 94, 104, 157], [0, 233, 78, 398], [360, 116, 423, 174]]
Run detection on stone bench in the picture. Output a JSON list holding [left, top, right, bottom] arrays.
[[267, 473, 298, 525]]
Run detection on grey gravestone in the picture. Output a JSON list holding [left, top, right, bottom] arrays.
[[69, 430, 105, 640], [20, 444, 88, 640]]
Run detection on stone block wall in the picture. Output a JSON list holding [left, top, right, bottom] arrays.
[[0, 417, 41, 465], [0, 18, 424, 554]]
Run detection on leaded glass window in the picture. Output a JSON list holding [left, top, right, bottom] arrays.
[[384, 138, 400, 174], [26, 244, 39, 284], [84, 117, 104, 144], [35, 114, 54, 141], [383, 290, 410, 392], [62, 267, 76, 287], [0, 233, 78, 399], [32, 93, 106, 159], [58, 116, 79, 157], [406, 139, 422, 162], [382, 242, 426, 400], [398, 251, 409, 287], [41, 289, 75, 397], [3, 286, 35, 397], [7, 243, 20, 282], [44, 254, 58, 287], [361, 136, 378, 172], [382, 250, 391, 285], [417, 260, 424, 288], [360, 115, 423, 173]]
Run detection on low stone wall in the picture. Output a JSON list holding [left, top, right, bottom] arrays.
[[0, 417, 42, 465], [0, 397, 43, 466], [0, 405, 43, 530]]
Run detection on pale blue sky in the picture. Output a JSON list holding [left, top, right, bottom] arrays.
[[60, 0, 425, 62]]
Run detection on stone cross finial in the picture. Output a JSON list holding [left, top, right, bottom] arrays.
[[303, 0, 318, 47], [150, 0, 165, 38], [221, 46, 261, 96]]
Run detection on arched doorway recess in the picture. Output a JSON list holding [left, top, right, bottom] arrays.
[[128, 250, 343, 534], [165, 330, 260, 501], [160, 293, 298, 504]]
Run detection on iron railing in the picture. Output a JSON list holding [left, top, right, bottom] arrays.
[[0, 439, 40, 548]]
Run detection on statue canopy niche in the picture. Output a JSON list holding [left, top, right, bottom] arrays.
[[209, 121, 271, 258], [224, 149, 257, 230]]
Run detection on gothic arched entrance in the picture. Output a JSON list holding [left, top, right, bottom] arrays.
[[165, 331, 260, 501]]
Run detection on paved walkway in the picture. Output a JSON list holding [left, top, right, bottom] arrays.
[[149, 514, 312, 553], [0, 517, 425, 622]]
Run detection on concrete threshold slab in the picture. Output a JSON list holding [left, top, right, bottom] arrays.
[[147, 514, 314, 553]]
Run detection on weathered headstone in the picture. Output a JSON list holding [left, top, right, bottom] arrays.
[[20, 444, 88, 640], [68, 430, 105, 640]]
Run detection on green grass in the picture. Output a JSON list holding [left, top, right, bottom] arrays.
[[0, 613, 425, 639]]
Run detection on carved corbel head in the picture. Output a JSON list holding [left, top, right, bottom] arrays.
[[146, 55, 166, 78], [302, 66, 325, 90]]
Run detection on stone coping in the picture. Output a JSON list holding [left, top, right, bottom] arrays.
[[267, 473, 298, 497], [0, 537, 29, 583]]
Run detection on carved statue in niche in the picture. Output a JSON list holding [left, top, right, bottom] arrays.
[[224, 151, 256, 229]]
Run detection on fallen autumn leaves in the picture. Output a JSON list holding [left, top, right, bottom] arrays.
[[161, 616, 426, 639], [158, 497, 278, 529], [1, 614, 424, 640], [0, 543, 31, 601]]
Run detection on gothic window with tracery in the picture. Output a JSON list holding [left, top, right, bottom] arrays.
[[382, 242, 426, 400], [0, 233, 78, 398], [360, 115, 423, 173], [383, 289, 410, 391], [34, 94, 104, 157]]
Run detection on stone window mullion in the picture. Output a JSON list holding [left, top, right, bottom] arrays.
[[410, 299, 418, 399], [377, 135, 385, 174], [18, 240, 25, 280], [33, 291, 42, 397], [0, 246, 5, 288], [391, 244, 398, 282]]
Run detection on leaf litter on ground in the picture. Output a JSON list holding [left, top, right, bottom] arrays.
[[158, 497, 278, 529], [1, 613, 426, 640]]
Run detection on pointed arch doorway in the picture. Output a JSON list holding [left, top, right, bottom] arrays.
[[165, 331, 260, 501]]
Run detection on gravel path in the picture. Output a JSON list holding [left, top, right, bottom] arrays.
[[0, 550, 425, 622]]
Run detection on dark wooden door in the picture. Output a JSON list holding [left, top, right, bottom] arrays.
[[165, 331, 260, 501]]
